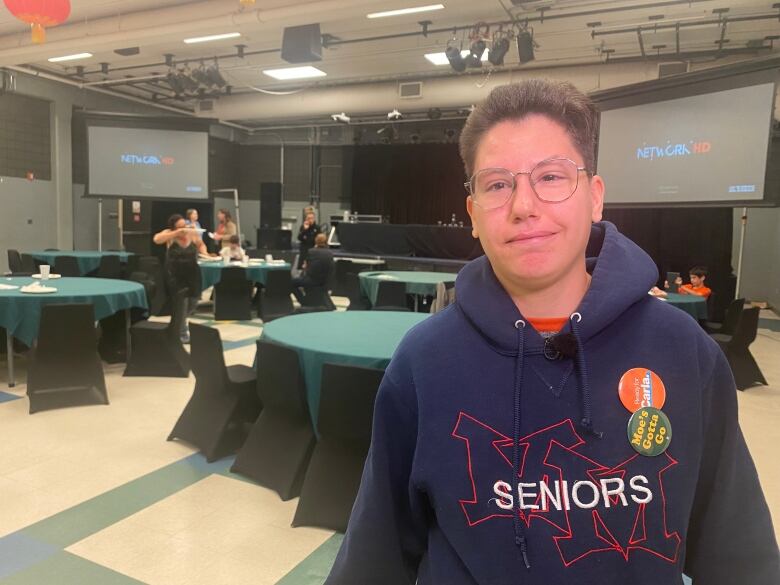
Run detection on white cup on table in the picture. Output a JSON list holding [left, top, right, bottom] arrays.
[[265, 254, 273, 262], [39, 264, 50, 282]]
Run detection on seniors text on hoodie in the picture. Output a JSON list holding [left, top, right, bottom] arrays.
[[326, 222, 779, 585]]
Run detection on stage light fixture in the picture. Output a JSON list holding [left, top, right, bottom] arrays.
[[464, 38, 486, 68], [488, 35, 510, 65], [445, 44, 466, 72]]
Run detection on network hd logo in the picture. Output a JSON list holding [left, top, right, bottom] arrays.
[[636, 140, 711, 161], [120, 154, 175, 166]]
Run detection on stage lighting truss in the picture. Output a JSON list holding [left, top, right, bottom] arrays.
[[164, 58, 229, 100], [445, 21, 535, 72]]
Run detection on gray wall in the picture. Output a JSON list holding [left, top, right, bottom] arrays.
[[0, 72, 166, 272], [732, 207, 780, 310]]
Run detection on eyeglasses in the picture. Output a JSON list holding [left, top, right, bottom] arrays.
[[464, 157, 590, 210]]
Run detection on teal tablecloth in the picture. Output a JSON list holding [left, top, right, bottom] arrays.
[[0, 277, 147, 346], [29, 251, 133, 275], [662, 293, 708, 320], [261, 311, 428, 427], [359, 271, 457, 306], [198, 261, 291, 289]]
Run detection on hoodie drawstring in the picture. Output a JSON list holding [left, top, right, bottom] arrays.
[[569, 313, 604, 439], [512, 319, 531, 570]]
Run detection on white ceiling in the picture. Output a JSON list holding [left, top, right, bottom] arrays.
[[0, 0, 778, 123]]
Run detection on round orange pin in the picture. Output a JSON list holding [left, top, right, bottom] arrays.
[[618, 368, 666, 412]]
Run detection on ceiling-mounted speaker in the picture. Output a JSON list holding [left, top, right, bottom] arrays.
[[281, 23, 322, 64]]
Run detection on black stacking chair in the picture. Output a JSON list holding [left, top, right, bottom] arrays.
[[293, 363, 384, 531], [7, 249, 23, 274], [168, 323, 260, 462], [710, 306, 767, 391], [54, 255, 80, 277], [27, 303, 108, 413], [257, 270, 294, 322], [123, 289, 190, 377], [331, 260, 356, 297], [373, 280, 410, 311], [230, 340, 315, 500], [705, 298, 745, 335], [214, 267, 253, 321], [96, 255, 122, 279], [345, 273, 370, 311], [20, 254, 37, 274]]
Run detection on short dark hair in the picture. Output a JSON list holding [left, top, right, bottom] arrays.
[[458, 79, 599, 178], [314, 233, 328, 248], [228, 235, 240, 245], [167, 213, 184, 230], [690, 266, 708, 278]]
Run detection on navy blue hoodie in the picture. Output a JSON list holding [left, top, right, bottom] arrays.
[[326, 222, 779, 584]]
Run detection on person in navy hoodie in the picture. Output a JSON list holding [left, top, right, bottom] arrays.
[[325, 80, 779, 584]]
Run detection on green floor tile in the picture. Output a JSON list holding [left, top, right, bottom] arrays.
[[275, 533, 344, 585], [0, 551, 146, 585], [21, 456, 214, 548]]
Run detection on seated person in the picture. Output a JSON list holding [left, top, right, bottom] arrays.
[[668, 266, 712, 298], [291, 233, 333, 304], [220, 235, 245, 262]]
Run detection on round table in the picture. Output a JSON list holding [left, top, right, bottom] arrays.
[[29, 251, 134, 276], [198, 260, 291, 289], [261, 311, 428, 426], [661, 292, 708, 320], [0, 277, 148, 386], [358, 271, 457, 308]]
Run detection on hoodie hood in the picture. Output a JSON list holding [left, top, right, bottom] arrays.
[[454, 221, 658, 353]]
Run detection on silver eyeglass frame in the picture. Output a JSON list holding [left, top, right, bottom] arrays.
[[464, 157, 591, 209]]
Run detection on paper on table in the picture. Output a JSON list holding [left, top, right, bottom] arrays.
[[0, 283, 19, 290], [32, 274, 62, 279]]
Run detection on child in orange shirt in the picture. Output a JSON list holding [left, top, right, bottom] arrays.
[[675, 266, 712, 298]]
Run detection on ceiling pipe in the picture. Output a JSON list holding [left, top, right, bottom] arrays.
[[5, 65, 253, 132]]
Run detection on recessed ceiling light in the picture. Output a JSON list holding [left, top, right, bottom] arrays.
[[183, 32, 241, 44], [262, 65, 327, 80], [48, 52, 93, 63], [367, 4, 444, 19], [424, 49, 488, 66]]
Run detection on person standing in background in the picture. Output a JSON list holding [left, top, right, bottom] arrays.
[[212, 209, 237, 249], [297, 210, 320, 269]]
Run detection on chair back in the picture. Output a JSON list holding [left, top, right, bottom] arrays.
[[189, 323, 228, 392], [256, 339, 307, 418], [21, 254, 37, 273], [259, 270, 294, 321], [54, 255, 80, 277], [345, 273, 369, 311], [319, 363, 384, 444], [37, 304, 97, 358], [720, 298, 746, 336], [730, 306, 760, 349], [7, 249, 23, 273], [218, 266, 250, 286], [374, 280, 408, 310], [300, 285, 335, 310], [96, 255, 122, 279], [332, 260, 355, 296]]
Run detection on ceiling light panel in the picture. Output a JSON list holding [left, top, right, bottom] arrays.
[[262, 66, 327, 80], [48, 52, 93, 62], [367, 4, 444, 19], [183, 32, 241, 44]]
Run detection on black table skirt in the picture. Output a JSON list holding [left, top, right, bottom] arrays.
[[336, 223, 483, 260]]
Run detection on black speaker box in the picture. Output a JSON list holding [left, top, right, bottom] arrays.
[[281, 23, 322, 64], [260, 182, 282, 229], [256, 228, 292, 250], [516, 31, 535, 64]]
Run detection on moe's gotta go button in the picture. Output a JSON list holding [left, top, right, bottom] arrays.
[[627, 407, 672, 457], [618, 367, 667, 412]]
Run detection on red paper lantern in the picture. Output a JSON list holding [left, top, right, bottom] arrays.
[[3, 0, 70, 43]]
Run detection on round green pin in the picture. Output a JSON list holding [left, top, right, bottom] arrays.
[[627, 406, 672, 457]]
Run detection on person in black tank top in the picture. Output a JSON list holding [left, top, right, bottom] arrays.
[[153, 214, 213, 343]]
